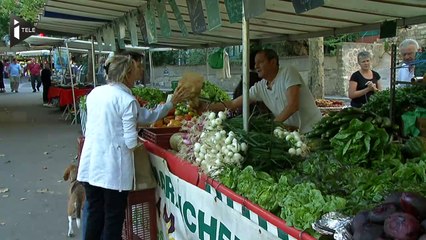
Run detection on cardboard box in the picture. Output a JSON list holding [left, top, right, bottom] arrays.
[[417, 117, 426, 137]]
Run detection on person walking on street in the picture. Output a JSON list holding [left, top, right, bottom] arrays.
[[28, 58, 42, 92], [7, 58, 22, 93], [41, 64, 52, 106], [0, 59, 5, 92]]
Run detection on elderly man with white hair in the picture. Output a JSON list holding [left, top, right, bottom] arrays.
[[397, 39, 420, 85]]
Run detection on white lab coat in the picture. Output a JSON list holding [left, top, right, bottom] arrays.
[[77, 83, 139, 191]]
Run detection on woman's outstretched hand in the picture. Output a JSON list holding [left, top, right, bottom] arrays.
[[171, 86, 191, 106]]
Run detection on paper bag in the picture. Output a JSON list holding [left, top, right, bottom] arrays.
[[133, 145, 157, 190]]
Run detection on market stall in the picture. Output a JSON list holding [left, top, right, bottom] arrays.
[[47, 85, 93, 107], [136, 88, 426, 239], [36, 1, 426, 239]]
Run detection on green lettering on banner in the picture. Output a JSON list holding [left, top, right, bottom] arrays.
[[215, 189, 222, 201], [258, 215, 267, 230], [241, 206, 250, 219], [158, 170, 166, 190], [226, 197, 233, 208], [183, 201, 196, 233], [218, 222, 231, 240], [198, 210, 217, 240], [278, 228, 289, 240], [205, 184, 211, 193], [165, 175, 175, 204], [175, 194, 184, 216], [234, 236, 240, 240], [151, 166, 159, 183]]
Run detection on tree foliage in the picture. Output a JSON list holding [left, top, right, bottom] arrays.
[[0, 0, 45, 37]]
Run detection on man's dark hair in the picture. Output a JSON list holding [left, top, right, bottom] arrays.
[[257, 49, 279, 66]]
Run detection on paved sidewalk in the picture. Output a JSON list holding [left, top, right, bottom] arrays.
[[0, 79, 82, 239]]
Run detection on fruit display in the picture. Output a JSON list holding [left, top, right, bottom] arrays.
[[315, 99, 345, 107], [151, 102, 198, 128]]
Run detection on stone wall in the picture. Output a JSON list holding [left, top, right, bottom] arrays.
[[397, 24, 426, 50]]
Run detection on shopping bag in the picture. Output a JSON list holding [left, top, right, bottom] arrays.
[[133, 144, 157, 190]]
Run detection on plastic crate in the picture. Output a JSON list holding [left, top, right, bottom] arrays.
[[140, 127, 181, 149], [122, 188, 157, 240]]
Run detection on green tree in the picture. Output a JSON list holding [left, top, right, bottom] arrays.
[[0, 0, 45, 37]]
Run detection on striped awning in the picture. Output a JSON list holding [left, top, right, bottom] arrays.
[[34, 0, 426, 48]]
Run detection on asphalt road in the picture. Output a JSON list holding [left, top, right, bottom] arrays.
[[0, 78, 82, 239]]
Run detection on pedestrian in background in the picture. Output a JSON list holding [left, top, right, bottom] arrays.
[[0, 59, 5, 93], [348, 51, 381, 108], [28, 58, 42, 92], [41, 64, 52, 107], [397, 39, 420, 84], [7, 58, 22, 93]]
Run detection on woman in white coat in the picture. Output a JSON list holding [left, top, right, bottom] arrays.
[[77, 52, 188, 240]]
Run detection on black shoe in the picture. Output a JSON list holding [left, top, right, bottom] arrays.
[[33, 90, 36, 92], [37, 87, 40, 91]]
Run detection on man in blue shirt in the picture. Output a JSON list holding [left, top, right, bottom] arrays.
[[7, 58, 22, 93]]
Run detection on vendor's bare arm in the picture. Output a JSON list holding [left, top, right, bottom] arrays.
[[274, 85, 300, 122], [205, 96, 244, 112]]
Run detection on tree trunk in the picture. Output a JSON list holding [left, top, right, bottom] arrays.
[[308, 37, 324, 99]]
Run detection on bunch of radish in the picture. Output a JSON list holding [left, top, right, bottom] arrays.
[[273, 127, 309, 156], [183, 111, 247, 177]]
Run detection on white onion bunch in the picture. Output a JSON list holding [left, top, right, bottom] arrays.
[[191, 111, 247, 177], [273, 127, 309, 156]]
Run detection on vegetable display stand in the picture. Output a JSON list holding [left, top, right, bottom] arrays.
[[144, 140, 317, 240], [122, 188, 157, 240]]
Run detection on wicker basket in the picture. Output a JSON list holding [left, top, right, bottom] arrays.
[[122, 189, 157, 240]]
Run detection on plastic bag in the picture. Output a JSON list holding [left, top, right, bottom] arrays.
[[208, 48, 224, 69]]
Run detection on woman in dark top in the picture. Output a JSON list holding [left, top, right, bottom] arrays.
[[348, 51, 381, 108], [0, 59, 5, 92], [41, 64, 52, 106]]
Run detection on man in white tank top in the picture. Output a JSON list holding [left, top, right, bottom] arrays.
[[205, 49, 322, 133]]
